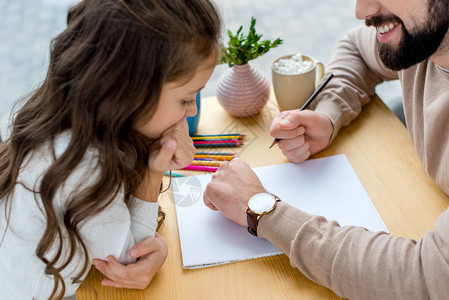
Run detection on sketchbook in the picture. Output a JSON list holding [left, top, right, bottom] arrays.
[[172, 154, 388, 269]]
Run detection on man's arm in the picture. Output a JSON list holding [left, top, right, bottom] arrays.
[[259, 202, 449, 299], [270, 25, 399, 163], [312, 25, 398, 142], [203, 158, 449, 299]]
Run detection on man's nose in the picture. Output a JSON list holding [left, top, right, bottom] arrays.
[[355, 0, 381, 20]]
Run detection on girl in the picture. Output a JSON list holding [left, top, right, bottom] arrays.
[[0, 0, 220, 299]]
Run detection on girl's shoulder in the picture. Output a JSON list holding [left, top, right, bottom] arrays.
[[19, 131, 101, 192], [11, 131, 104, 228]]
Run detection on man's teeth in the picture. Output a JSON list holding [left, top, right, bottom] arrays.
[[377, 23, 396, 34]]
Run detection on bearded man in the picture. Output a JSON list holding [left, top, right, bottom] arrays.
[[203, 0, 449, 298]]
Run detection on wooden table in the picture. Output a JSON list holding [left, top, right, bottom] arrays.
[[77, 94, 449, 299]]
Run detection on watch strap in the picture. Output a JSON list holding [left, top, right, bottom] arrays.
[[246, 209, 260, 236]]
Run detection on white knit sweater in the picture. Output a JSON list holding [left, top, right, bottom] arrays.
[[0, 131, 159, 299]]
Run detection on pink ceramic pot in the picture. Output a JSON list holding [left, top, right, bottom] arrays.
[[216, 63, 270, 117]]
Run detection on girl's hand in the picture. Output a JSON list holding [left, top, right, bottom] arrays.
[[133, 119, 194, 201], [148, 119, 195, 175], [269, 110, 333, 163], [92, 233, 168, 289]]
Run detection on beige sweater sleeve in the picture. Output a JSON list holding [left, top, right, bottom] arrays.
[[258, 202, 449, 299], [311, 25, 398, 142], [256, 25, 449, 299]]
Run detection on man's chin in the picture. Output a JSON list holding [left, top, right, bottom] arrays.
[[377, 41, 423, 71], [377, 44, 402, 70]]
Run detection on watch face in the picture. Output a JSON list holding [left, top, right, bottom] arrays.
[[248, 193, 276, 214]]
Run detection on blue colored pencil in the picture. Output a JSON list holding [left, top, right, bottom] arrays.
[[165, 171, 184, 177]]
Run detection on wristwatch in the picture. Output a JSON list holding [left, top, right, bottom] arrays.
[[246, 193, 281, 236]]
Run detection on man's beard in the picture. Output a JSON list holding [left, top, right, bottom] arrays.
[[366, 0, 449, 71]]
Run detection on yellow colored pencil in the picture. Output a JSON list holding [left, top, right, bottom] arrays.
[[191, 136, 244, 140], [191, 161, 222, 167]]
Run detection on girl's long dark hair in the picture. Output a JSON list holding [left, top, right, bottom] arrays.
[[0, 0, 220, 298]]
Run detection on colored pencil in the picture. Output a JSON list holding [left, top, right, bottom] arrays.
[[195, 152, 236, 156], [194, 143, 243, 148], [191, 134, 246, 138], [193, 158, 213, 161], [164, 171, 184, 177], [191, 136, 245, 141], [193, 140, 239, 144], [193, 159, 224, 163], [194, 155, 234, 161], [190, 161, 222, 167], [182, 165, 219, 172]]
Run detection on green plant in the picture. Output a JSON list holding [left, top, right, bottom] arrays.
[[220, 17, 283, 67]]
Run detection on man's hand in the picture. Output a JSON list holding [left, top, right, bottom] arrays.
[[203, 158, 265, 226], [270, 110, 333, 163], [92, 233, 168, 289]]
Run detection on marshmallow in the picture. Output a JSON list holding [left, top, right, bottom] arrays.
[[273, 53, 314, 75]]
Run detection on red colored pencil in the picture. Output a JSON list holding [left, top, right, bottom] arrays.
[[194, 142, 243, 148], [193, 140, 239, 144]]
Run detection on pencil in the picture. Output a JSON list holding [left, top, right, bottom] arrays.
[[164, 171, 184, 177], [182, 165, 219, 172], [190, 161, 222, 167], [191, 136, 245, 141], [195, 142, 243, 148], [194, 155, 234, 161], [195, 152, 236, 156], [191, 134, 245, 138], [270, 73, 334, 149], [193, 140, 239, 144]]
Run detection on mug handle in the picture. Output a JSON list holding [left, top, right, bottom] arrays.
[[315, 62, 325, 88]]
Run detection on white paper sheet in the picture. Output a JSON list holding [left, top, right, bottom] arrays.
[[172, 154, 388, 269]]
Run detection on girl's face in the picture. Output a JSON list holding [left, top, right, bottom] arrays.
[[136, 55, 216, 140]]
